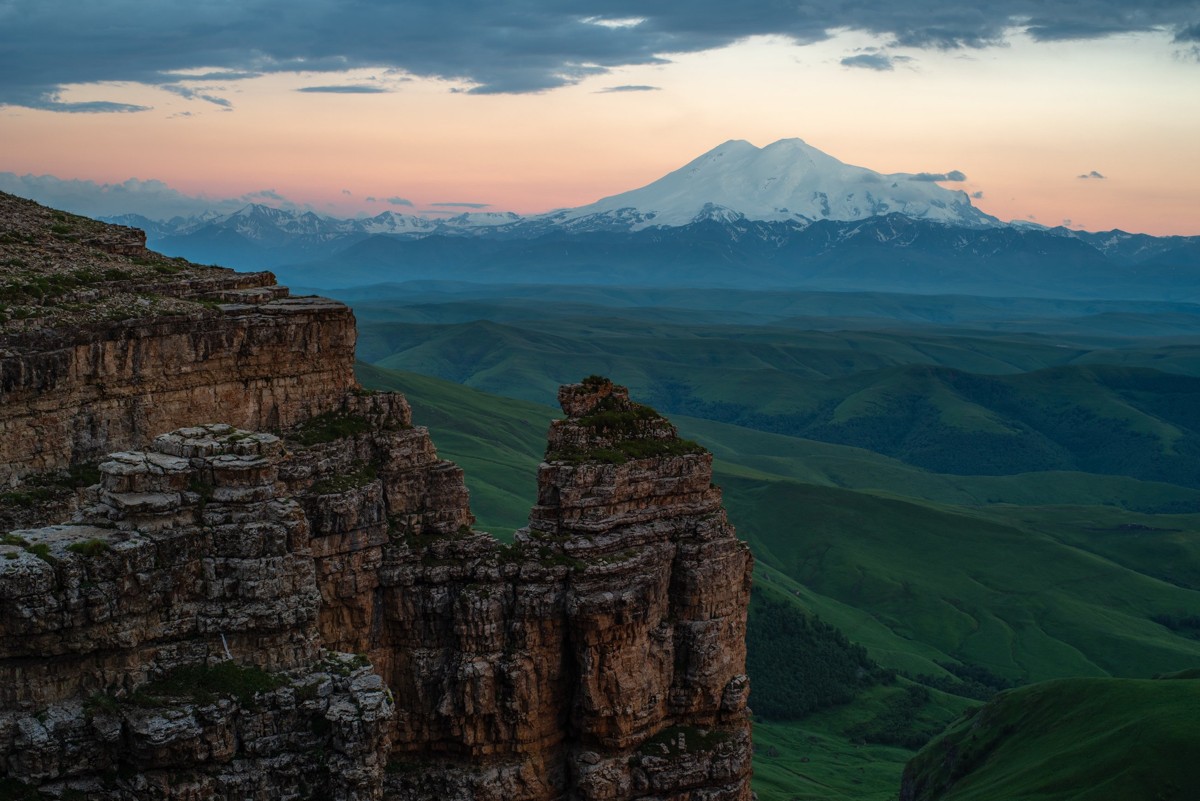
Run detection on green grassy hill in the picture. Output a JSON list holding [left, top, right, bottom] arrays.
[[355, 363, 553, 539], [724, 476, 1200, 681], [354, 308, 1200, 490], [351, 286, 1200, 801], [356, 363, 1200, 800], [359, 363, 1200, 680], [900, 675, 1200, 801]]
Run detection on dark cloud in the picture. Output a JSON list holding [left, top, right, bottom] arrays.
[[296, 85, 390, 93], [971, 190, 985, 199], [595, 84, 661, 92], [1176, 23, 1200, 42], [1, 1, 1196, 110], [245, 189, 288, 201], [1078, 170, 1106, 179], [0, 173, 307, 218], [162, 84, 233, 108], [386, 197, 414, 207], [431, 201, 490, 208], [910, 170, 967, 182], [841, 53, 898, 71], [1025, 20, 1139, 40], [17, 94, 151, 113]]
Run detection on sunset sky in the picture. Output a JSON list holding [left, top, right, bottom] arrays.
[[2, 1, 1198, 234]]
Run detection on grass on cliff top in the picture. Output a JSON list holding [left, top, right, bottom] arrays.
[[127, 661, 286, 708], [287, 410, 374, 446], [902, 675, 1200, 801], [545, 435, 706, 465]]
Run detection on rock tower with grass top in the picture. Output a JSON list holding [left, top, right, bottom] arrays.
[[0, 194, 755, 801]]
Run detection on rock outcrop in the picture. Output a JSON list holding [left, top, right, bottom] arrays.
[[0, 294, 355, 485], [274, 377, 755, 800], [0, 425, 393, 800], [0, 190, 356, 531], [1, 196, 754, 800]]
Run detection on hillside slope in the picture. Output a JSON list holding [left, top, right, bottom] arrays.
[[900, 676, 1200, 801], [356, 364, 1200, 681]]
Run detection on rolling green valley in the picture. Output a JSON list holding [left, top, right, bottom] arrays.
[[351, 284, 1200, 800]]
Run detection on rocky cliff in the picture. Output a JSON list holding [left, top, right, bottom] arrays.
[[1, 425, 394, 800], [0, 191, 356, 530], [0, 194, 753, 800]]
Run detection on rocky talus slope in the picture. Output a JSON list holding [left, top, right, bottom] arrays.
[[0, 195, 754, 800]]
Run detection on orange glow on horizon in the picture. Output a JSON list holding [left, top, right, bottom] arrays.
[[1, 33, 1197, 235]]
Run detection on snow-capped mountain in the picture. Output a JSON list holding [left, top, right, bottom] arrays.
[[353, 211, 442, 236], [91, 137, 1199, 298], [538, 138, 999, 231], [106, 138, 998, 244]]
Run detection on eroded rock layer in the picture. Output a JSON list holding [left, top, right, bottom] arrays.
[[0, 295, 355, 485], [1, 194, 753, 801], [293, 378, 754, 801], [0, 425, 393, 800]]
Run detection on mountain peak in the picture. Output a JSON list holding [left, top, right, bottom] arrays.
[[547, 137, 998, 230]]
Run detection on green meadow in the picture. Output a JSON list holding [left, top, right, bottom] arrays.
[[350, 284, 1200, 800], [902, 675, 1200, 801]]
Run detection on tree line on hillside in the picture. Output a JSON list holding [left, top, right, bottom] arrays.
[[746, 591, 894, 720]]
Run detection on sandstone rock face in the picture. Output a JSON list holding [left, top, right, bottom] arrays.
[[1, 374, 754, 801], [0, 295, 356, 485], [0, 425, 393, 800], [1, 192, 355, 494], [292, 378, 754, 801], [2, 191, 753, 801]]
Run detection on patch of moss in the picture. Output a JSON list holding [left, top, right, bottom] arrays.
[[575, 394, 663, 434], [403, 522, 476, 554], [0, 486, 57, 508], [67, 538, 111, 558], [534, 546, 585, 570], [85, 693, 122, 716], [294, 680, 323, 701], [639, 725, 733, 757], [547, 437, 705, 465], [26, 543, 55, 564], [289, 411, 374, 446], [129, 661, 286, 708], [310, 462, 378, 495]]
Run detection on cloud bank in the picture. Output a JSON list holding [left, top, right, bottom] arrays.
[[0, 173, 308, 219], [910, 170, 967, 182], [841, 52, 912, 71], [1, 1, 1196, 110]]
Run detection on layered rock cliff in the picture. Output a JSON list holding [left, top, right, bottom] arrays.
[[0, 194, 753, 800], [1, 425, 393, 800], [0, 191, 356, 530]]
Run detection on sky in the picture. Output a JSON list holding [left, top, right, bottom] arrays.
[[1, 1, 1198, 234]]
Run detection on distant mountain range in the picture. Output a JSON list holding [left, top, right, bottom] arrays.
[[101, 139, 1200, 299]]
